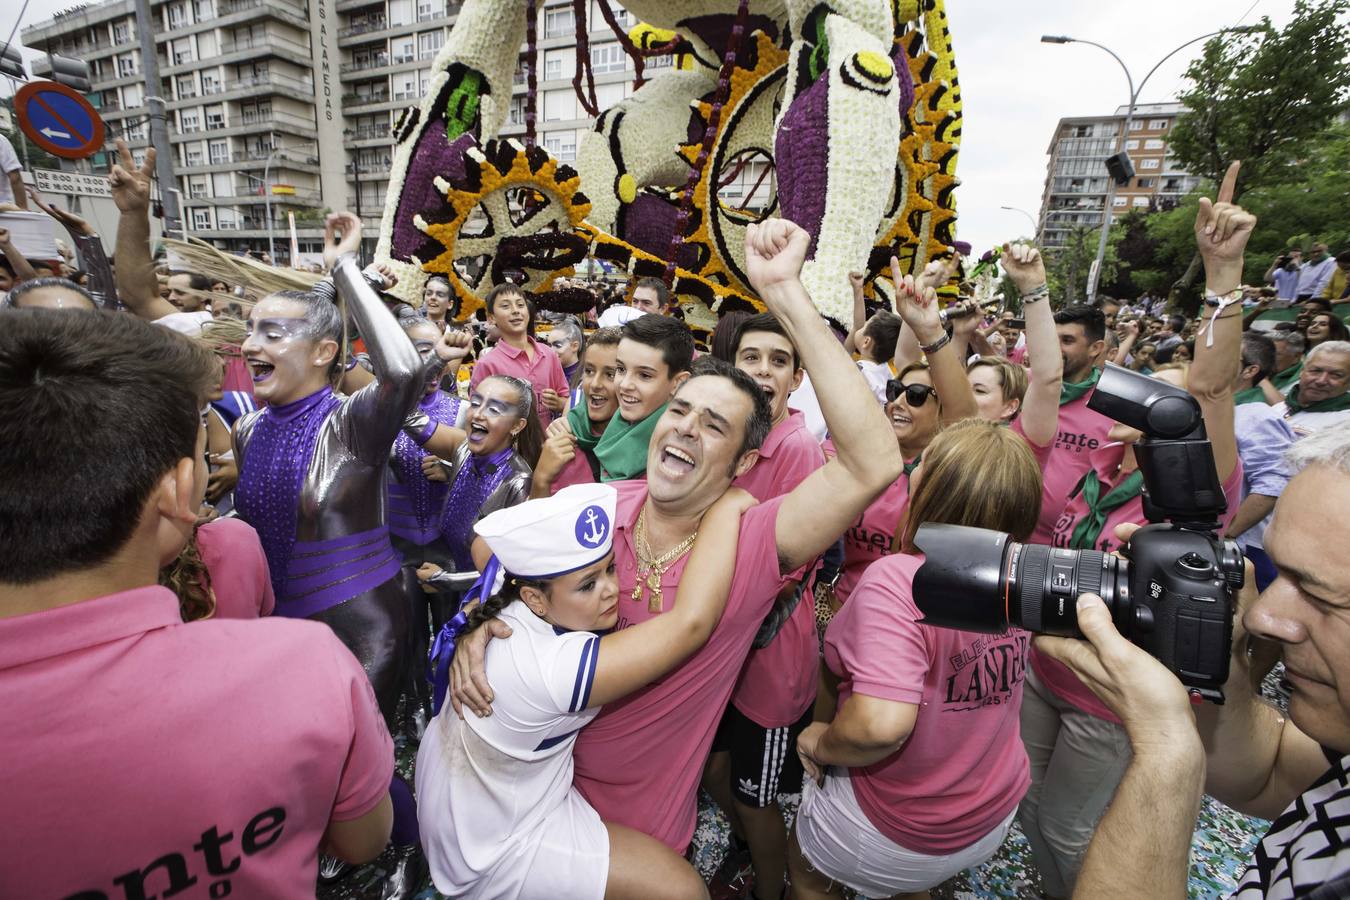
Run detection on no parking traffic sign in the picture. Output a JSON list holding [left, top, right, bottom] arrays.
[[15, 81, 106, 160]]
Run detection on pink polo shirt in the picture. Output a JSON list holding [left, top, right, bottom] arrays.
[[731, 411, 826, 727], [572, 482, 789, 853], [826, 553, 1031, 854], [196, 516, 275, 619], [1036, 447, 1245, 722], [0, 586, 394, 897], [825, 437, 915, 608], [1020, 388, 1116, 542], [470, 337, 569, 427], [550, 448, 598, 491]]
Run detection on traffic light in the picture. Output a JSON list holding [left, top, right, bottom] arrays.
[[46, 55, 92, 93], [0, 43, 25, 81]]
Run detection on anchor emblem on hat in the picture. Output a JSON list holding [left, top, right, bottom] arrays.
[[576, 505, 609, 547]]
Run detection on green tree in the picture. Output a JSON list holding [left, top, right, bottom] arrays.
[[1047, 225, 1117, 308], [1163, 0, 1350, 297]]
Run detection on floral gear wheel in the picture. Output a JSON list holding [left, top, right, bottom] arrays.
[[415, 138, 593, 321]]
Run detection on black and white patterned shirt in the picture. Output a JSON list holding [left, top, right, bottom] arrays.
[[1232, 751, 1350, 898]]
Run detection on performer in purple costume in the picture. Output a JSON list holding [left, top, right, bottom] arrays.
[[233, 213, 426, 897]]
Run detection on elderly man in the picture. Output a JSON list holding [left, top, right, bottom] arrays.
[[1275, 340, 1350, 436]]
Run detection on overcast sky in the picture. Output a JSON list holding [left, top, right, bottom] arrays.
[[5, 0, 1300, 256]]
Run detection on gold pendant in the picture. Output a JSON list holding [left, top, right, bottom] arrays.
[[631, 569, 646, 604], [647, 571, 663, 613]]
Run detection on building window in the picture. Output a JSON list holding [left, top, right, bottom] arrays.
[[180, 109, 201, 132], [201, 72, 220, 94], [418, 31, 443, 59], [113, 22, 131, 42], [1135, 177, 1154, 188], [209, 140, 229, 164], [176, 75, 197, 99], [1112, 196, 1127, 207], [1138, 157, 1160, 170], [392, 37, 415, 63], [544, 132, 576, 162], [508, 97, 525, 125], [205, 105, 225, 130], [394, 73, 418, 100], [1148, 119, 1168, 131], [1128, 120, 1143, 131], [193, 0, 213, 21], [1124, 139, 1139, 150], [594, 2, 629, 27], [188, 177, 208, 197], [118, 55, 137, 77], [1144, 138, 1164, 150], [417, 0, 445, 21], [168, 4, 187, 27], [545, 56, 563, 81], [1131, 196, 1149, 207], [544, 7, 574, 38], [646, 53, 673, 70], [590, 42, 626, 74], [193, 208, 213, 229]]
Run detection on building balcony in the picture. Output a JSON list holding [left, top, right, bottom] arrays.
[[341, 53, 390, 74], [339, 17, 388, 39], [341, 91, 394, 111], [171, 112, 318, 142], [337, 0, 383, 11], [223, 72, 316, 96]]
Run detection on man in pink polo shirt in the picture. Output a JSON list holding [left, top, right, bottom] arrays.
[[471, 282, 570, 426], [703, 310, 826, 900], [0, 310, 394, 896], [1032, 305, 1116, 541], [451, 217, 903, 856]]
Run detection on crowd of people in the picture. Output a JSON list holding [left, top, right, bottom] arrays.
[[3, 134, 1350, 900]]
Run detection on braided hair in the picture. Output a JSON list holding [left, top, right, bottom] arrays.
[[462, 572, 545, 634], [160, 527, 217, 622]]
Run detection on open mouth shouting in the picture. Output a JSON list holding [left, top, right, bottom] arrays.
[[467, 421, 491, 444], [890, 407, 913, 429], [657, 443, 697, 478], [247, 358, 276, 385]]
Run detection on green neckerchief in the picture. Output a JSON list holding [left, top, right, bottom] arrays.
[[595, 402, 668, 481], [1234, 386, 1267, 406], [1068, 468, 1145, 550], [1285, 383, 1350, 415], [566, 401, 607, 453], [1271, 360, 1304, 392], [1060, 367, 1101, 406], [903, 455, 922, 477]]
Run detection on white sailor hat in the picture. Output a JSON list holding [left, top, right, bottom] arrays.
[[473, 483, 617, 580]]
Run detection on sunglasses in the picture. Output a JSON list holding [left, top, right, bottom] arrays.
[[885, 380, 938, 407]]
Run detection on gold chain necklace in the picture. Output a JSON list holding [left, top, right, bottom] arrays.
[[631, 505, 698, 613]]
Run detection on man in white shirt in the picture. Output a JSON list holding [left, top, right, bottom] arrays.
[[1276, 341, 1350, 436], [0, 135, 26, 209]]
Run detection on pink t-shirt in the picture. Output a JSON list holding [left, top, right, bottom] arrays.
[[470, 338, 569, 427], [731, 411, 826, 727], [196, 517, 275, 619], [221, 356, 256, 396], [1036, 448, 1245, 722], [826, 553, 1031, 854], [572, 482, 789, 853], [1020, 389, 1117, 543], [0, 586, 393, 897], [825, 437, 915, 607]]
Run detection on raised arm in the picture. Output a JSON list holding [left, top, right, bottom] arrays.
[[109, 140, 178, 320], [1188, 162, 1248, 483], [326, 212, 424, 465], [1004, 242, 1061, 447], [742, 219, 902, 574], [842, 270, 866, 355], [0, 227, 37, 284], [891, 256, 978, 426], [585, 488, 755, 707], [399, 328, 472, 458], [28, 188, 119, 307]]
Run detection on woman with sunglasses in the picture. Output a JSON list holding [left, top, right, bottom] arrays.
[[821, 258, 976, 615]]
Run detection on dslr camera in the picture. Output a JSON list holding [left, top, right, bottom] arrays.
[[912, 364, 1245, 701]]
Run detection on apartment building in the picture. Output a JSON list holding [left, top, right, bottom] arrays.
[[22, 0, 696, 259], [1038, 102, 1200, 249]]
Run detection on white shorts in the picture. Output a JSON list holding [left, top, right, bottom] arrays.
[[795, 770, 1015, 896]]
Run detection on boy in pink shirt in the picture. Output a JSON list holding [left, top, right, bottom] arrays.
[[449, 218, 905, 856], [470, 283, 569, 427], [0, 311, 394, 896]]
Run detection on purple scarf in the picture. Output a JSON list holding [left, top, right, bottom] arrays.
[[235, 387, 342, 589], [391, 390, 462, 537], [440, 445, 514, 570]]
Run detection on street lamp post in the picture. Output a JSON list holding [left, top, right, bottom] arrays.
[[1041, 26, 1260, 302], [263, 138, 282, 261], [166, 187, 187, 242], [1000, 205, 1040, 241]]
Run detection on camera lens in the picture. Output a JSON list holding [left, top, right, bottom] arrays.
[[912, 523, 1131, 638]]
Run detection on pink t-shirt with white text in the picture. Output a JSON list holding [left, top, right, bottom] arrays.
[[731, 411, 826, 727], [0, 587, 393, 898], [825, 437, 914, 607], [826, 553, 1030, 854], [572, 482, 789, 853], [1020, 389, 1117, 542], [196, 516, 275, 619], [1035, 448, 1245, 721]]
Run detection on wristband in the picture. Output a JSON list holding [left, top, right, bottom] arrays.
[[1199, 289, 1243, 348], [1022, 286, 1050, 304], [920, 332, 952, 355]]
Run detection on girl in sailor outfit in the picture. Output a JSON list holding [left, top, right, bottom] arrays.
[[416, 482, 751, 899]]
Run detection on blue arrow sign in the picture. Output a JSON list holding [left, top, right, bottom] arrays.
[[24, 89, 94, 151]]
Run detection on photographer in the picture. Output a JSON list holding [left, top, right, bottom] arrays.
[[1035, 164, 1334, 898], [1265, 247, 1302, 302]]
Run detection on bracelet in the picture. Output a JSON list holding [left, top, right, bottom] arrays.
[[1203, 288, 1242, 307], [920, 332, 952, 355], [1199, 288, 1244, 347], [1022, 286, 1050, 304]]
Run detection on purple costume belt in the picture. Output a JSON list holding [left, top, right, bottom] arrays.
[[274, 525, 403, 619]]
